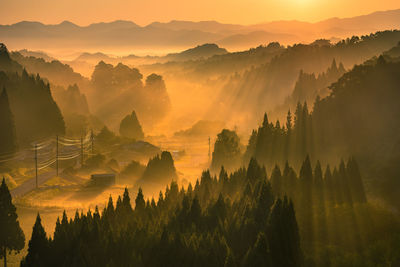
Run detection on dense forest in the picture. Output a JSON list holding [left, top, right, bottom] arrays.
[[1, 19, 400, 266], [207, 30, 400, 124], [0, 44, 65, 147], [272, 59, 346, 117], [10, 51, 89, 89], [19, 155, 400, 266], [10, 48, 172, 133], [90, 62, 171, 130], [206, 55, 400, 211]]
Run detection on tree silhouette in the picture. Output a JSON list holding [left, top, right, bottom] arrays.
[[21, 214, 48, 267], [0, 88, 17, 155], [0, 178, 24, 267], [135, 188, 145, 212], [119, 110, 144, 140], [211, 129, 241, 172]]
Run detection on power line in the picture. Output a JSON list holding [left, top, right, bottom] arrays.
[[34, 144, 38, 189]]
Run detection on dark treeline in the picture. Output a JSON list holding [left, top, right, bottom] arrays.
[[273, 59, 346, 117], [143, 42, 285, 81], [21, 158, 302, 267], [0, 70, 65, 145], [243, 56, 400, 209], [119, 110, 144, 140], [10, 51, 89, 89], [0, 44, 65, 148], [211, 129, 242, 172], [138, 151, 178, 186], [208, 30, 400, 123], [9, 49, 102, 137], [21, 155, 400, 266]]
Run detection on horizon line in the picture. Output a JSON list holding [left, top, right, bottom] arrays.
[[1, 8, 399, 28]]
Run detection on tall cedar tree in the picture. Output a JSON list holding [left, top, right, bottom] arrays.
[[119, 110, 144, 140], [0, 178, 24, 267], [21, 214, 49, 267], [0, 88, 17, 155]]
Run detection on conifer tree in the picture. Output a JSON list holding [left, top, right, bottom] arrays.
[[243, 232, 270, 267], [189, 197, 201, 226], [0, 178, 24, 267], [135, 188, 145, 211], [346, 158, 367, 203], [271, 165, 283, 197], [324, 165, 334, 204], [268, 197, 302, 267], [286, 110, 293, 132], [246, 158, 266, 184], [255, 180, 274, 223], [299, 155, 314, 248], [105, 195, 115, 217], [211, 129, 241, 172], [119, 110, 144, 140], [262, 113, 269, 128], [21, 214, 48, 267], [339, 160, 353, 204], [0, 88, 17, 155], [332, 167, 343, 204], [313, 161, 324, 204], [122, 188, 133, 213]]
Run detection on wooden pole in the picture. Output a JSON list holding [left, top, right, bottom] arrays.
[[208, 136, 211, 162], [81, 136, 84, 166], [35, 144, 38, 189], [91, 130, 94, 155], [56, 135, 59, 176]]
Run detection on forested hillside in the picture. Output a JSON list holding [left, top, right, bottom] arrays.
[[0, 43, 65, 146], [21, 155, 400, 266], [272, 59, 346, 117], [91, 62, 171, 130], [210, 55, 400, 211], [140, 42, 285, 80], [207, 30, 400, 126], [10, 51, 89, 88]]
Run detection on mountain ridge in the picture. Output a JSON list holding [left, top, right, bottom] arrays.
[[1, 9, 400, 52]]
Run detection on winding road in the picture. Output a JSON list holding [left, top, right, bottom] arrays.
[[11, 171, 57, 198]]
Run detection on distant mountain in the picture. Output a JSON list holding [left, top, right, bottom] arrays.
[[75, 52, 115, 63], [164, 43, 228, 61], [70, 43, 228, 66], [217, 31, 298, 48], [2, 9, 400, 53], [16, 49, 55, 62], [148, 20, 244, 34], [250, 9, 400, 41], [0, 20, 225, 51]]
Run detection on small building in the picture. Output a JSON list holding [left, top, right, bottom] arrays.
[[90, 173, 115, 187]]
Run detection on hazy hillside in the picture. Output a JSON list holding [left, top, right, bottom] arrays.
[[71, 43, 228, 65], [10, 51, 89, 88], [207, 30, 400, 131], [0, 43, 65, 145], [2, 9, 400, 54], [250, 9, 400, 40]]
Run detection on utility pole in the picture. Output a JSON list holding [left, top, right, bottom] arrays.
[[56, 135, 59, 176], [91, 129, 94, 155], [80, 136, 84, 166], [34, 144, 38, 189], [208, 136, 211, 162]]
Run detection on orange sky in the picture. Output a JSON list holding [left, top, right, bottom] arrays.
[[0, 0, 399, 25]]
